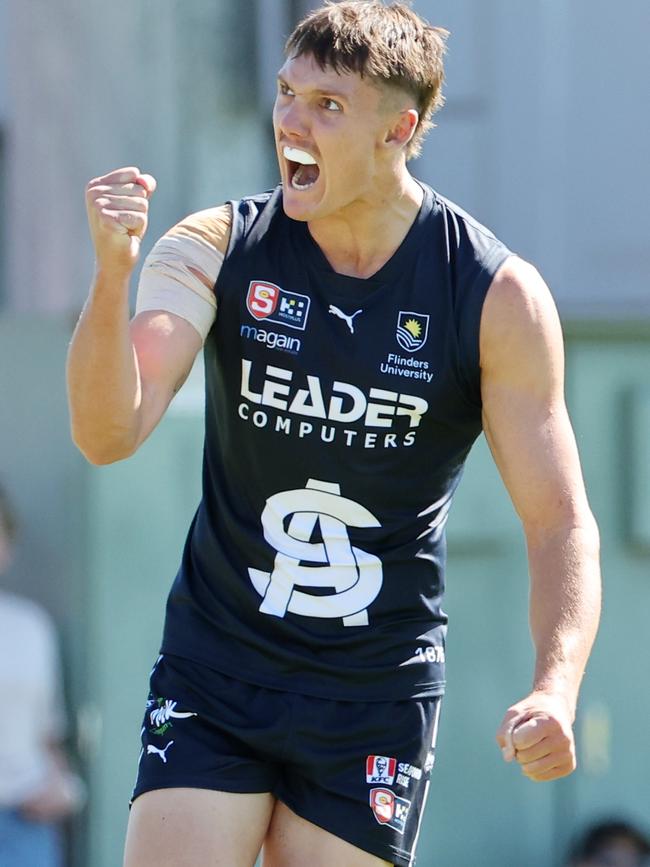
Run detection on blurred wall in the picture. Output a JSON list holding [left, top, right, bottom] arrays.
[[3, 0, 275, 314], [415, 0, 650, 318]]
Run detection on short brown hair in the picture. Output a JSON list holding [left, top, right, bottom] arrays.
[[285, 1, 449, 159], [0, 483, 18, 544]]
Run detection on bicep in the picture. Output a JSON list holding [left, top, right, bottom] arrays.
[[128, 204, 229, 446], [130, 310, 203, 446], [480, 259, 591, 535]]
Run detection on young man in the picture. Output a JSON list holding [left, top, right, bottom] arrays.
[[67, 3, 601, 865]]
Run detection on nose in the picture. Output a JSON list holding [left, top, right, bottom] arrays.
[[275, 97, 310, 140]]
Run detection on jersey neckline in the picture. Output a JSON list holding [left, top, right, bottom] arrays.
[[289, 180, 435, 290]]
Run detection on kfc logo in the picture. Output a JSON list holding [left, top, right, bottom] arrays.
[[366, 755, 397, 785]]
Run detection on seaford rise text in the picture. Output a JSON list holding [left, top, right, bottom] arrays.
[[239, 359, 429, 449]]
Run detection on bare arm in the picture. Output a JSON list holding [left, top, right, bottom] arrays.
[[67, 167, 226, 464], [480, 256, 601, 781]]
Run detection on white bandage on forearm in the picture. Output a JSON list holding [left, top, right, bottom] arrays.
[[136, 234, 224, 341]]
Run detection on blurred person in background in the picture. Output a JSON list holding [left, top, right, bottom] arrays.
[[68, 1, 601, 865], [0, 484, 84, 866], [567, 819, 650, 867]]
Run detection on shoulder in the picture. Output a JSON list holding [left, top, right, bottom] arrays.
[[430, 188, 509, 264], [164, 204, 232, 257], [482, 256, 560, 344], [480, 256, 564, 390]]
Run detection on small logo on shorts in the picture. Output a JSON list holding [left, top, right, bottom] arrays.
[[369, 788, 411, 834], [147, 741, 174, 763], [424, 752, 436, 774], [366, 755, 397, 785], [148, 698, 197, 736]]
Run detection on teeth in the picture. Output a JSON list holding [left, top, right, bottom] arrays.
[[283, 146, 317, 166], [291, 174, 317, 191]]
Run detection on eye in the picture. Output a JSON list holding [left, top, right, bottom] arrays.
[[278, 81, 294, 97], [321, 98, 342, 112]]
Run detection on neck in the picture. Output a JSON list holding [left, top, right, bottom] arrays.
[[307, 169, 424, 279]]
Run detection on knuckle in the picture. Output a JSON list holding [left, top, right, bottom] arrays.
[[98, 208, 116, 224], [124, 212, 146, 228], [132, 197, 148, 212], [88, 188, 109, 206], [127, 183, 147, 197]]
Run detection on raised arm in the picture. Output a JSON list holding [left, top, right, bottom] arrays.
[[480, 256, 601, 782], [67, 167, 227, 464]]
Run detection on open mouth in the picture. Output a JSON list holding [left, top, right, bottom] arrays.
[[283, 146, 321, 191]]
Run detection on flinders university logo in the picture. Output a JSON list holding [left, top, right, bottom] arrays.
[[396, 311, 429, 353], [248, 479, 383, 627]]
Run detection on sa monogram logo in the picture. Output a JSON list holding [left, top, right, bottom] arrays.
[[248, 479, 382, 627]]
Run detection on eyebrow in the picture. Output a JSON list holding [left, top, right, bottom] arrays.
[[277, 75, 349, 100]]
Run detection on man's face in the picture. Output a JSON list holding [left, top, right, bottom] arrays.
[[273, 53, 397, 222]]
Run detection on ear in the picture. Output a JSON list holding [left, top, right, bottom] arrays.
[[384, 109, 419, 149]]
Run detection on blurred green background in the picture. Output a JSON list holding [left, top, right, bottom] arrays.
[[1, 1, 648, 865]]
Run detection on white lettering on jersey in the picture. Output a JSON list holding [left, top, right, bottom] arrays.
[[248, 479, 382, 627], [241, 360, 428, 429]]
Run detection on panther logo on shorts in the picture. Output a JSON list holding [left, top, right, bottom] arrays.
[[146, 741, 174, 763], [248, 479, 383, 627]]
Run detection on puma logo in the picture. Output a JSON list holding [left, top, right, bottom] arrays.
[[147, 741, 174, 763], [328, 305, 363, 334]]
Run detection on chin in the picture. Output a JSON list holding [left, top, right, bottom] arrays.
[[281, 186, 322, 222]]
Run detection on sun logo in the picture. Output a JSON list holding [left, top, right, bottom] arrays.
[[404, 319, 422, 339], [396, 311, 430, 353]]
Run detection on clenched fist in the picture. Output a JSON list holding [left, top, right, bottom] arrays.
[[85, 166, 156, 276], [496, 691, 577, 782]]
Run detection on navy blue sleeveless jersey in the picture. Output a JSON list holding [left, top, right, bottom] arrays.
[[160, 182, 511, 701]]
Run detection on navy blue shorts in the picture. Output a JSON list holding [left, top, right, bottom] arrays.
[[131, 654, 442, 867]]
